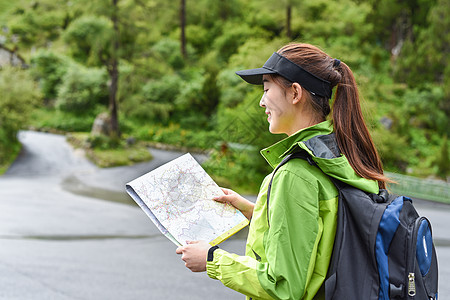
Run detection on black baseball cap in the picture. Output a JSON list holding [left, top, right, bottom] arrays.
[[235, 52, 333, 99]]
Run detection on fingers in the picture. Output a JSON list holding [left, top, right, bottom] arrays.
[[220, 187, 233, 195], [176, 240, 200, 255], [176, 241, 209, 272], [213, 195, 228, 203]]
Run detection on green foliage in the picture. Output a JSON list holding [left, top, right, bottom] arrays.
[[394, 0, 449, 89], [30, 108, 97, 132], [2, 0, 448, 186], [0, 67, 41, 164], [212, 23, 269, 63], [63, 15, 113, 66], [302, 0, 373, 43], [435, 136, 449, 180], [371, 128, 412, 172], [30, 49, 72, 100], [174, 68, 220, 127], [56, 65, 108, 113], [217, 88, 280, 149], [151, 38, 187, 70], [3, 0, 67, 47], [86, 134, 121, 150], [122, 74, 180, 123], [185, 25, 211, 55], [203, 148, 271, 194], [397, 85, 448, 135], [140, 123, 219, 150], [67, 132, 153, 168]]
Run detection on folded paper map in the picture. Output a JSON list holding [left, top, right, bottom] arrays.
[[126, 153, 249, 246]]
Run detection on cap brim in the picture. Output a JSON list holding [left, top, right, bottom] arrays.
[[235, 67, 277, 85]]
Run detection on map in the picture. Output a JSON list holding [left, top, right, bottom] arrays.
[[126, 153, 249, 246]]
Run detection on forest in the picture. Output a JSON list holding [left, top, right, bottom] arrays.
[[0, 0, 448, 193]]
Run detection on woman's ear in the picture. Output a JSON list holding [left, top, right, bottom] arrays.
[[291, 82, 303, 104]]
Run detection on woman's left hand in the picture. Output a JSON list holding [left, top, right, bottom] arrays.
[[176, 240, 211, 272]]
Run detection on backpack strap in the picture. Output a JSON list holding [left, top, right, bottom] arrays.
[[266, 150, 315, 227]]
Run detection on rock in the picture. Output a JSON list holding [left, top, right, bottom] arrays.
[[126, 137, 136, 146], [380, 116, 393, 130], [91, 112, 112, 136]]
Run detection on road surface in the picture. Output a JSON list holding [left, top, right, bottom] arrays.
[[0, 131, 448, 299]]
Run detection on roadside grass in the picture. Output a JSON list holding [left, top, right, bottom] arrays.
[[0, 142, 21, 175], [67, 132, 153, 168], [30, 108, 153, 168], [29, 107, 96, 133], [0, 0, 18, 24]]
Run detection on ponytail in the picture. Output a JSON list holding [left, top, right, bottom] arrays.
[[277, 43, 389, 189], [333, 62, 389, 189]]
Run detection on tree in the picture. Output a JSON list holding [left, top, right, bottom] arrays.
[[286, 1, 292, 39], [180, 0, 187, 58], [258, 0, 301, 39], [108, 0, 120, 137], [364, 0, 436, 58], [63, 0, 125, 137]]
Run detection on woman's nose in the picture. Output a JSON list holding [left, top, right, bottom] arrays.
[[259, 92, 266, 107]]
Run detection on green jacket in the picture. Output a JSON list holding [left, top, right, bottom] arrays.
[[206, 120, 379, 299]]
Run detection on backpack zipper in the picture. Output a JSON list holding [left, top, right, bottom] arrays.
[[408, 272, 416, 296], [407, 216, 427, 297]]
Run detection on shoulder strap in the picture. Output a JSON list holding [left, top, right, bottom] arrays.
[[266, 151, 315, 227]]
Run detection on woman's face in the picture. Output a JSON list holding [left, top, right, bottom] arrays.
[[260, 75, 296, 135]]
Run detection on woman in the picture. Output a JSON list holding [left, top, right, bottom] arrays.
[[176, 43, 388, 299]]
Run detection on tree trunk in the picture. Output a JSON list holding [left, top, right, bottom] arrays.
[[109, 0, 120, 137], [219, 0, 228, 21], [286, 4, 292, 39], [180, 0, 187, 58]]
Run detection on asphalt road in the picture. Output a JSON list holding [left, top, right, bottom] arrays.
[[0, 131, 448, 299]]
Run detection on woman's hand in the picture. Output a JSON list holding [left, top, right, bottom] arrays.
[[213, 188, 254, 220], [176, 240, 211, 272]]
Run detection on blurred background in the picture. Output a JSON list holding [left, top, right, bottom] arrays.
[[0, 0, 449, 298], [0, 0, 448, 194]]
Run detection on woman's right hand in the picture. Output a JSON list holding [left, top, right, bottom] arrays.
[[213, 188, 254, 220]]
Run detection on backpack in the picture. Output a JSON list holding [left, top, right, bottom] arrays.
[[267, 150, 439, 300]]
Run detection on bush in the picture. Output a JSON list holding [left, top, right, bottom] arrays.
[[151, 38, 190, 70], [0, 67, 41, 164], [56, 65, 108, 113], [144, 123, 219, 150], [185, 25, 211, 54], [30, 49, 73, 100], [435, 136, 449, 180], [203, 148, 271, 194], [371, 128, 412, 173], [30, 108, 97, 132], [122, 74, 181, 123], [216, 88, 280, 149], [212, 23, 268, 63]]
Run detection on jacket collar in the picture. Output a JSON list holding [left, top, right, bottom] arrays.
[[260, 120, 334, 169]]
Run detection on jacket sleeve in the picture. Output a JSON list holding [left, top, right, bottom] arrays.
[[207, 249, 273, 299], [206, 169, 322, 299]]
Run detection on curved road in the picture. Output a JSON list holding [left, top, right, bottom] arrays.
[[0, 131, 243, 300], [0, 131, 448, 299]]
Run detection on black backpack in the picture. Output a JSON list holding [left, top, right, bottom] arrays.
[[267, 150, 439, 300]]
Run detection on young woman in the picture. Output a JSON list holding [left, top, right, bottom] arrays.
[[176, 43, 388, 299]]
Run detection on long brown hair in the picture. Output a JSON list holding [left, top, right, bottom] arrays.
[[275, 43, 389, 189]]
